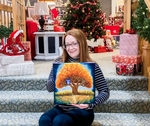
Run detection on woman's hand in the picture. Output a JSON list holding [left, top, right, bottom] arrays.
[[71, 104, 89, 109]]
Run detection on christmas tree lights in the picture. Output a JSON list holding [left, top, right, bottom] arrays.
[[62, 0, 105, 41]]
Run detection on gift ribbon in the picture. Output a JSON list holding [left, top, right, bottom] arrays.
[[126, 65, 134, 74], [121, 64, 127, 74], [125, 29, 136, 34]]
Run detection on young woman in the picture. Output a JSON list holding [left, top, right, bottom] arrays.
[[39, 29, 110, 126]]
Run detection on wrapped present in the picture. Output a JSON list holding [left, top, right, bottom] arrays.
[[112, 55, 123, 63], [116, 63, 135, 76], [94, 46, 107, 53], [119, 34, 138, 55], [112, 55, 142, 64], [96, 38, 105, 46], [21, 41, 31, 61], [114, 18, 124, 26], [54, 25, 65, 32], [87, 38, 104, 47]]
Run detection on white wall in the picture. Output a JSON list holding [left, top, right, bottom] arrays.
[[111, 0, 124, 16], [111, 0, 118, 16]]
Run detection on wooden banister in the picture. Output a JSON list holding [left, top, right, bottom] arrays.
[[147, 66, 150, 92], [145, 0, 150, 10], [0, 0, 26, 40], [123, 0, 131, 32], [0, 4, 12, 12]]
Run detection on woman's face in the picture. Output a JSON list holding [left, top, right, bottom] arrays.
[[64, 35, 80, 59]]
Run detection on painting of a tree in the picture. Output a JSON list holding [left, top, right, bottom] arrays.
[[53, 62, 95, 104]]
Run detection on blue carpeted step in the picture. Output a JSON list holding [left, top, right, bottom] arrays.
[[106, 76, 148, 91], [0, 112, 150, 126], [0, 76, 148, 91], [94, 113, 150, 126], [0, 77, 47, 91], [95, 90, 150, 113], [0, 91, 150, 113]]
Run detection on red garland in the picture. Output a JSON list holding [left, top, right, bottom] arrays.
[[71, 2, 96, 9], [83, 14, 91, 23], [92, 24, 100, 32]]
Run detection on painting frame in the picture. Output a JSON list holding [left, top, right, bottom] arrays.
[[53, 62, 95, 104]]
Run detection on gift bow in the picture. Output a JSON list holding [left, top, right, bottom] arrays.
[[125, 29, 136, 34]]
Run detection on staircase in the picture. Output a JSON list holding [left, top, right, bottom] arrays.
[[0, 52, 150, 126]]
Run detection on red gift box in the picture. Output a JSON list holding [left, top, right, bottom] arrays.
[[94, 46, 107, 53], [21, 41, 31, 61], [112, 55, 142, 64], [116, 63, 134, 76], [54, 26, 65, 32], [112, 55, 124, 63]]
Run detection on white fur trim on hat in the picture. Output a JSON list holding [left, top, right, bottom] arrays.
[[13, 30, 23, 39]]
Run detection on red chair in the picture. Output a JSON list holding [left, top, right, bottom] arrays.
[[26, 21, 38, 59]]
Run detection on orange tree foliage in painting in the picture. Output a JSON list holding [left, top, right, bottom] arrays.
[[56, 63, 93, 95]]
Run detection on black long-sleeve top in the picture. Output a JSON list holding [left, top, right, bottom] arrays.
[[46, 56, 110, 111]]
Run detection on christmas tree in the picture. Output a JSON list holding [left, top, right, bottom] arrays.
[[132, 0, 150, 42], [62, 0, 106, 41]]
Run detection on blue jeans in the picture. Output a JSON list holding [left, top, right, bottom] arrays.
[[39, 106, 94, 126]]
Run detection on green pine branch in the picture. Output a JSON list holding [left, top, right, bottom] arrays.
[[132, 0, 150, 43]]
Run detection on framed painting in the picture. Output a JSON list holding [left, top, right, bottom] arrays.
[[53, 62, 95, 104]]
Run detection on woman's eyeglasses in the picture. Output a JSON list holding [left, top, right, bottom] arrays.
[[63, 42, 79, 49]]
